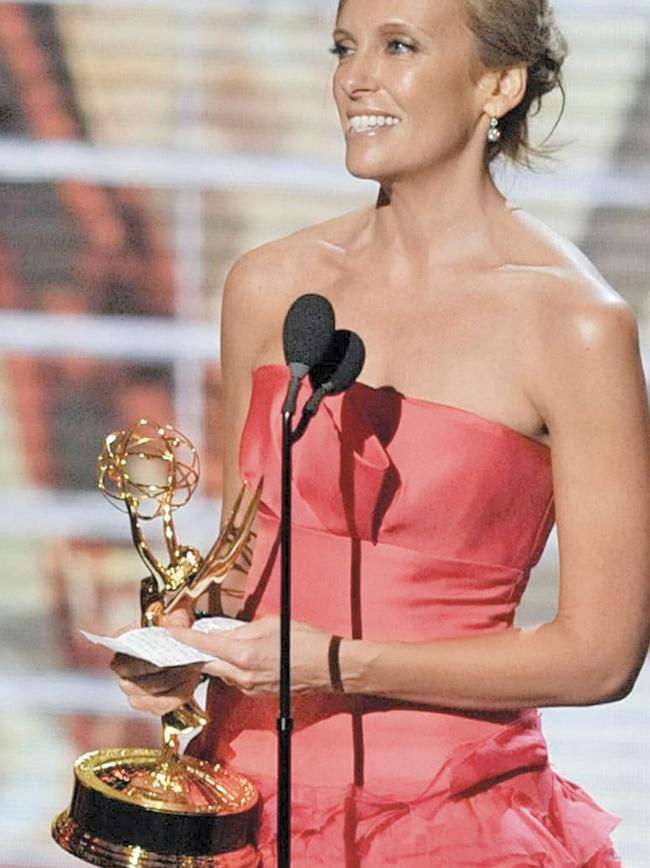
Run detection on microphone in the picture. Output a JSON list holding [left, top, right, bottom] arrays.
[[291, 329, 366, 443], [276, 304, 362, 864], [278, 292, 335, 864], [282, 294, 335, 415]]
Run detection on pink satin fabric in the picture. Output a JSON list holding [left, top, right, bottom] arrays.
[[189, 364, 621, 866]]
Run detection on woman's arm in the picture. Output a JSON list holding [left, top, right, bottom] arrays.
[[112, 250, 273, 713], [171, 288, 650, 710], [343, 294, 650, 709], [210, 253, 267, 616]]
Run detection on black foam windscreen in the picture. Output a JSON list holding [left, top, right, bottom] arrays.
[[328, 330, 365, 393], [282, 294, 336, 369], [310, 329, 365, 394]]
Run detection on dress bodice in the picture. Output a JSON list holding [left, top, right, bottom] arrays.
[[239, 364, 555, 641], [241, 364, 553, 562]]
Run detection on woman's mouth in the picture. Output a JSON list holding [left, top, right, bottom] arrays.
[[347, 114, 402, 134]]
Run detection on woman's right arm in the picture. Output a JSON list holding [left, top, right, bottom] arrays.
[[209, 250, 279, 616], [112, 249, 277, 712]]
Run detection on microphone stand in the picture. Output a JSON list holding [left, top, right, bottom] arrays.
[[275, 315, 363, 866], [278, 380, 300, 868]]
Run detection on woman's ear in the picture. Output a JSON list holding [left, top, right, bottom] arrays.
[[480, 63, 528, 117]]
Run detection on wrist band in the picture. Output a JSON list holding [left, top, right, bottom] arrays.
[[328, 635, 345, 694]]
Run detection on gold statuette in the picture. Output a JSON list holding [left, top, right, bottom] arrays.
[[52, 419, 262, 867]]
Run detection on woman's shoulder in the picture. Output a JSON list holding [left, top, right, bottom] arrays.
[[224, 206, 371, 304], [504, 207, 636, 340], [507, 209, 641, 421], [220, 206, 374, 364]]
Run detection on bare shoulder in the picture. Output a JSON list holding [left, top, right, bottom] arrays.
[[221, 207, 371, 363], [504, 208, 638, 353], [224, 206, 370, 306], [505, 209, 642, 424]]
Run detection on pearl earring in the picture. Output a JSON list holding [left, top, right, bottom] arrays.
[[487, 116, 501, 144]]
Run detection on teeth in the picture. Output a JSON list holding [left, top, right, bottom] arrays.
[[348, 115, 400, 132]]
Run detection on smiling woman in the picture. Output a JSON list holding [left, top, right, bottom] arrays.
[[110, 0, 650, 865]]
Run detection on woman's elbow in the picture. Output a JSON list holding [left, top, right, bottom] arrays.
[[551, 618, 648, 705], [574, 655, 644, 706]]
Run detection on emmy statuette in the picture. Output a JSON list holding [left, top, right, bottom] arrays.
[[52, 420, 262, 867]]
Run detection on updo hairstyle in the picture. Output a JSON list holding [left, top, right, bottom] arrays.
[[462, 0, 568, 164]]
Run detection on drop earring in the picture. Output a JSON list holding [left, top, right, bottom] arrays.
[[487, 116, 501, 144]]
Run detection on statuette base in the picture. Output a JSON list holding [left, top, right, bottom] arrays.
[[52, 748, 260, 867]]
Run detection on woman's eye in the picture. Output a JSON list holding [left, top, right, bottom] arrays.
[[330, 42, 353, 58], [387, 39, 416, 54]]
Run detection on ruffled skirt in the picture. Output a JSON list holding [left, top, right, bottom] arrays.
[[189, 697, 621, 866], [249, 766, 621, 867]]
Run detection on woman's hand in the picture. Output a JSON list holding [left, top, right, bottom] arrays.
[[110, 605, 203, 716], [167, 614, 331, 697]]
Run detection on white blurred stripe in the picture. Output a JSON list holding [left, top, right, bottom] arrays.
[[0, 139, 649, 207], [0, 669, 137, 716], [0, 487, 222, 542], [2, 311, 650, 375], [0, 310, 219, 361], [0, 137, 371, 195]]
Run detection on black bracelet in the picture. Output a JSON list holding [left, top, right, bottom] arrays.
[[328, 635, 345, 694]]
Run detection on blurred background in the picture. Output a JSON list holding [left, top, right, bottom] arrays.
[[0, 0, 648, 864]]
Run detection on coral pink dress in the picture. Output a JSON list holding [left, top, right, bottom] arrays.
[[189, 363, 621, 866]]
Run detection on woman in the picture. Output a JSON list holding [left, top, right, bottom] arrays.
[[114, 0, 650, 864]]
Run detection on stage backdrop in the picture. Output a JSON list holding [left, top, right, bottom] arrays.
[[0, 1, 648, 864]]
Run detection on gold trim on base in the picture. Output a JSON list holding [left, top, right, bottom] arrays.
[[52, 810, 262, 867]]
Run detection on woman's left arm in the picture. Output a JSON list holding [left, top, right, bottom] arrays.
[[170, 292, 650, 710], [350, 293, 650, 709]]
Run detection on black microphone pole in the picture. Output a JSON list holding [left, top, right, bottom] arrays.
[[278, 392, 294, 868], [278, 294, 335, 867]]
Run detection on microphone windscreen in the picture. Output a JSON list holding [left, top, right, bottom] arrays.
[[283, 294, 335, 369], [310, 329, 365, 394], [328, 331, 365, 393]]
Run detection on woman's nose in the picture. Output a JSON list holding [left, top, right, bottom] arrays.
[[338, 50, 381, 97]]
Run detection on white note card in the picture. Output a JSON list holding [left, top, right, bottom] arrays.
[[81, 617, 245, 668]]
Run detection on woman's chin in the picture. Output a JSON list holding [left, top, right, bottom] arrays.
[[344, 154, 393, 183]]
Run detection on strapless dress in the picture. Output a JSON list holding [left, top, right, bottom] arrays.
[[189, 364, 622, 867]]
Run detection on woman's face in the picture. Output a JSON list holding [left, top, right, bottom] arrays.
[[332, 0, 487, 184]]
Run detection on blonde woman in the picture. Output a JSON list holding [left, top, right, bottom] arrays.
[[115, 1, 650, 863]]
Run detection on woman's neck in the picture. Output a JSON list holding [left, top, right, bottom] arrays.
[[371, 156, 507, 269]]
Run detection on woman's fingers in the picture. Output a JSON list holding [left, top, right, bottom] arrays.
[[116, 663, 203, 694], [109, 608, 206, 716], [110, 653, 161, 679], [112, 651, 204, 717], [165, 615, 328, 697], [166, 624, 247, 664], [161, 601, 194, 628], [125, 692, 192, 715], [117, 666, 203, 714]]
